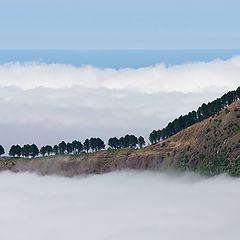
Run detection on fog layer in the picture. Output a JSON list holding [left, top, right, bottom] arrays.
[[0, 171, 239, 240]]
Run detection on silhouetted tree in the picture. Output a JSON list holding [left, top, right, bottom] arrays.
[[83, 139, 90, 153], [89, 137, 105, 152], [30, 144, 39, 158], [75, 141, 83, 154], [53, 145, 59, 155], [119, 137, 125, 148], [149, 130, 158, 144], [21, 144, 31, 158], [59, 141, 67, 155], [15, 145, 21, 157], [45, 145, 53, 155], [66, 142, 73, 154], [108, 137, 120, 149], [9, 145, 16, 157], [129, 135, 138, 148], [0, 145, 5, 156], [96, 137, 105, 151], [138, 136, 145, 148], [40, 146, 46, 156]]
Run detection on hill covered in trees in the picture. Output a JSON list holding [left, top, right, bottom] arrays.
[[149, 87, 240, 144]]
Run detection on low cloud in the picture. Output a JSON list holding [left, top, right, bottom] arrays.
[[0, 57, 239, 149], [0, 171, 239, 240], [0, 57, 239, 93]]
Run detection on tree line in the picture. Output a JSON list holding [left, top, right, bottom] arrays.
[[108, 135, 145, 149], [7, 135, 145, 158], [149, 86, 240, 144]]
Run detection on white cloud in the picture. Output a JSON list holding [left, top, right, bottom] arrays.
[[0, 171, 239, 240], [0, 57, 239, 149], [0, 56, 239, 93]]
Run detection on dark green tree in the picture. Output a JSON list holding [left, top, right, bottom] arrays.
[[129, 135, 138, 148], [21, 144, 31, 158], [66, 142, 73, 154], [0, 145, 5, 156], [119, 137, 125, 148], [9, 145, 16, 157], [149, 130, 158, 144], [59, 141, 67, 155], [138, 136, 145, 148], [30, 144, 39, 158], [15, 145, 22, 157], [75, 141, 83, 154], [83, 139, 90, 153], [45, 145, 53, 155], [40, 146, 46, 156], [96, 138, 105, 151], [53, 145, 59, 155], [108, 137, 120, 149]]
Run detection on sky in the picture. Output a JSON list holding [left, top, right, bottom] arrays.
[[0, 0, 240, 49]]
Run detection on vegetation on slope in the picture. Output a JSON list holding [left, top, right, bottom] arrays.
[[149, 86, 240, 144]]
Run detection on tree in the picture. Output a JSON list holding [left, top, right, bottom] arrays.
[[124, 135, 130, 148], [15, 145, 22, 157], [53, 145, 59, 155], [71, 140, 78, 154], [138, 136, 145, 148], [45, 145, 53, 155], [59, 141, 67, 155], [9, 145, 16, 157], [96, 138, 105, 151], [66, 142, 73, 154], [89, 138, 97, 152], [119, 137, 125, 148], [75, 141, 83, 154], [129, 135, 138, 148], [40, 146, 46, 156], [21, 144, 31, 158], [83, 139, 90, 153], [149, 130, 157, 144], [30, 144, 39, 158], [0, 145, 5, 156], [108, 137, 119, 149]]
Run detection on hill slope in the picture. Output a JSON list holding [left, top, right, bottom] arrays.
[[1, 100, 240, 176]]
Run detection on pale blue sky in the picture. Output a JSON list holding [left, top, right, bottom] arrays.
[[0, 0, 239, 49]]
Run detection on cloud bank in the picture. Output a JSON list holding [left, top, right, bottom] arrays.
[[0, 171, 239, 240], [0, 57, 239, 149], [1, 56, 240, 92]]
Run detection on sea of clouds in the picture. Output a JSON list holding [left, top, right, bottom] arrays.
[[0, 56, 239, 149], [0, 171, 239, 240]]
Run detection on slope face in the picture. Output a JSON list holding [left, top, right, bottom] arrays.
[[2, 101, 240, 176]]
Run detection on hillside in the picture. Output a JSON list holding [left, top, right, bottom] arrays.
[[1, 100, 239, 176]]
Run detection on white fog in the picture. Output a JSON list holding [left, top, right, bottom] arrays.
[[0, 171, 239, 240]]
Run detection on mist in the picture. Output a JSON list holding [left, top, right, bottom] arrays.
[[0, 171, 239, 240]]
